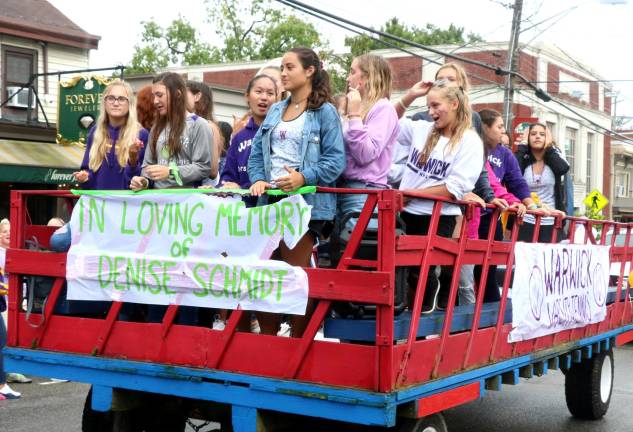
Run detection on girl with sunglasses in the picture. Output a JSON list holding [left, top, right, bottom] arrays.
[[396, 80, 483, 313]]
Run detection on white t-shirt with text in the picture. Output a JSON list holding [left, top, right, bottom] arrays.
[[398, 118, 484, 215]]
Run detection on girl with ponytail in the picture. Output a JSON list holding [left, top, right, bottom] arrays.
[[397, 80, 484, 314], [248, 47, 345, 336]]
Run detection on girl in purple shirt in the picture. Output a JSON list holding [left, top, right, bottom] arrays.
[[338, 54, 399, 230], [73, 80, 147, 190], [219, 74, 278, 205]]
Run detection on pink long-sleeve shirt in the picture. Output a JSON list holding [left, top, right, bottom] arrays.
[[342, 98, 400, 187], [467, 161, 521, 239]]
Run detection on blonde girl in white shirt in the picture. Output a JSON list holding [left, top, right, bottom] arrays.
[[398, 80, 484, 313]]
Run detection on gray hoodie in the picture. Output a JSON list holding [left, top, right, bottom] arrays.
[[142, 114, 212, 189]]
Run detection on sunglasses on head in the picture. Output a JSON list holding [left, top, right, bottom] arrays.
[[432, 79, 464, 93]]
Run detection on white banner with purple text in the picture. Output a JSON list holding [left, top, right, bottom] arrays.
[[509, 242, 610, 343]]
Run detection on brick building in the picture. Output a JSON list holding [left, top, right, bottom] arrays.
[[611, 130, 633, 221], [0, 0, 100, 221]]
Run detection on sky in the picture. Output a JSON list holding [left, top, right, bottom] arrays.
[[48, 0, 633, 121]]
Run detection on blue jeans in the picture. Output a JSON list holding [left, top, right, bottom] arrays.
[[336, 180, 382, 242], [50, 224, 71, 252], [0, 312, 6, 384]]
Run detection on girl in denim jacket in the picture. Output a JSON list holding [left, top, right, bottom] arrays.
[[248, 47, 345, 336]]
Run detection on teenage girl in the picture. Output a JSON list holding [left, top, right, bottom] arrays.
[[220, 74, 278, 201], [131, 72, 212, 191], [516, 123, 569, 242], [130, 72, 213, 324], [185, 80, 219, 184], [74, 80, 148, 190], [337, 54, 399, 234], [248, 48, 345, 336], [397, 80, 484, 313]]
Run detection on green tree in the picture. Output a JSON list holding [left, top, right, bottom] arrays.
[[257, 15, 322, 60], [345, 17, 484, 58], [127, 1, 324, 73], [206, 0, 324, 61], [127, 17, 220, 74]]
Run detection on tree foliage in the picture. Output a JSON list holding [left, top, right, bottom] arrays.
[[127, 1, 323, 73], [345, 18, 484, 58], [206, 0, 324, 61], [128, 17, 220, 74], [126, 7, 483, 100]]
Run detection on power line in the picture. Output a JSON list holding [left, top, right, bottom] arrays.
[[519, 3, 583, 34], [534, 79, 633, 84], [276, 0, 633, 143], [516, 89, 633, 145], [277, 0, 558, 107], [277, 0, 509, 93], [276, 0, 511, 75]]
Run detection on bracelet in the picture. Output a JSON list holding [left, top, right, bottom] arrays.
[[527, 204, 538, 210], [398, 99, 408, 111]]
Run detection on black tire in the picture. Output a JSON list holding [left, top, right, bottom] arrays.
[[565, 348, 614, 420], [82, 387, 142, 432], [134, 395, 188, 432], [399, 413, 448, 432], [82, 387, 114, 432]]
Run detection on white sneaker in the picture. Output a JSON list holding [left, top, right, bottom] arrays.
[[6, 373, 31, 383], [0, 384, 21, 399], [250, 319, 261, 334], [39, 378, 69, 385], [212, 319, 226, 331], [277, 322, 291, 337]]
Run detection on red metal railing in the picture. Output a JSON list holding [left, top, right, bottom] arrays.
[[5, 189, 633, 393]]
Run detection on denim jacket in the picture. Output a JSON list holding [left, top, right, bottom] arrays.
[[248, 99, 346, 220]]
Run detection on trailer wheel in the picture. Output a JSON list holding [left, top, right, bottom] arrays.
[[565, 348, 614, 420], [134, 395, 188, 432], [81, 387, 138, 432], [399, 413, 448, 432]]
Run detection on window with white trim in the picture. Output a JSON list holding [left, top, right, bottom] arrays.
[[565, 127, 577, 181], [586, 132, 593, 193]]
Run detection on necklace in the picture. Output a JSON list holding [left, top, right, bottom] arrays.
[[531, 163, 543, 184], [290, 97, 308, 109]]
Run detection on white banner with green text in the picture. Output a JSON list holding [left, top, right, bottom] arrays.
[[66, 192, 312, 314]]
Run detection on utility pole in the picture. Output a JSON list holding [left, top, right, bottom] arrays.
[[503, 0, 524, 132]]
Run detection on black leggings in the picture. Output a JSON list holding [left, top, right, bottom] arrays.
[[401, 212, 456, 303], [518, 222, 557, 243], [474, 213, 503, 302]]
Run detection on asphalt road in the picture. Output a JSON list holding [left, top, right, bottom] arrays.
[[1, 345, 632, 432]]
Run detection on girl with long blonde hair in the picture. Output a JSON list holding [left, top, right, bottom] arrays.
[[337, 54, 399, 241], [397, 80, 484, 313], [73, 80, 148, 189]]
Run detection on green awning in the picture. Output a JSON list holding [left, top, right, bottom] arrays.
[[0, 139, 84, 184]]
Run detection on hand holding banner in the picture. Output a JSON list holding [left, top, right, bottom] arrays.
[[509, 242, 610, 343], [66, 193, 312, 315]]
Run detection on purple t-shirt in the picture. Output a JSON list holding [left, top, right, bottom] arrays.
[[220, 117, 259, 206], [81, 124, 149, 190], [487, 144, 531, 201]]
